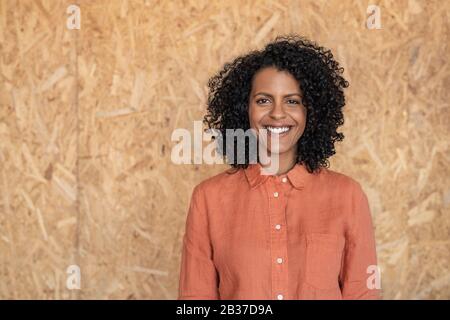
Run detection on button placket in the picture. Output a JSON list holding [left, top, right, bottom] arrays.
[[267, 177, 289, 300]]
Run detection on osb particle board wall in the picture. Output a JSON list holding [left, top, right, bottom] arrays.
[[0, 0, 448, 299]]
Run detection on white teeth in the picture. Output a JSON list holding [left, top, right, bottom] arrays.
[[265, 126, 290, 134]]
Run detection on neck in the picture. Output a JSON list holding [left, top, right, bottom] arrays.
[[261, 149, 297, 176]]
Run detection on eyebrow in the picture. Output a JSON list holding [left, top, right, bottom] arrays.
[[253, 92, 301, 98]]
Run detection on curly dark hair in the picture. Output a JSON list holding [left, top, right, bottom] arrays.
[[203, 34, 349, 174]]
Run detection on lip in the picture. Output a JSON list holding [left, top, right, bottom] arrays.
[[263, 124, 293, 128], [262, 125, 294, 138]]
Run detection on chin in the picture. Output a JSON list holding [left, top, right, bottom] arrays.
[[264, 145, 293, 155]]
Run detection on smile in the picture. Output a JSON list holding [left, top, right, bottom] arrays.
[[263, 126, 292, 134]]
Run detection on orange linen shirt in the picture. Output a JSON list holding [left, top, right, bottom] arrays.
[[178, 162, 382, 300]]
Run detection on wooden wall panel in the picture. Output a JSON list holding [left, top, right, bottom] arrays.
[[0, 0, 448, 299], [0, 0, 78, 299]]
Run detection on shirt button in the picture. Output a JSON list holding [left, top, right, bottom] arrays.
[[277, 294, 284, 300], [276, 257, 283, 264], [282, 177, 287, 183], [273, 192, 279, 198], [275, 224, 281, 230]]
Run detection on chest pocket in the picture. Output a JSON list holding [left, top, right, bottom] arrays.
[[305, 233, 346, 290]]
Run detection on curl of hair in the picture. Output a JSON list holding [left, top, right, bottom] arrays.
[[204, 34, 349, 174]]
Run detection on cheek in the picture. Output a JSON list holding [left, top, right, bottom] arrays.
[[293, 108, 307, 128], [289, 110, 307, 138], [248, 104, 263, 127]]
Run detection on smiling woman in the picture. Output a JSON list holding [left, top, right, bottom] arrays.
[[178, 34, 382, 300], [203, 34, 349, 175]]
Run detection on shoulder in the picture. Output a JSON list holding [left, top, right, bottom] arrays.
[[193, 166, 246, 196], [319, 167, 366, 196], [320, 168, 372, 223]]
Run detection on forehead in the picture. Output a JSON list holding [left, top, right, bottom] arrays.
[[251, 67, 300, 92]]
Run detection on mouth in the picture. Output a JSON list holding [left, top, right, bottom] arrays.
[[263, 125, 293, 136]]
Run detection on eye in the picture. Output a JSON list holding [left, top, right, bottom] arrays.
[[286, 99, 300, 105], [256, 98, 270, 105]]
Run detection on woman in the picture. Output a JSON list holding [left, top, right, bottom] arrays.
[[178, 35, 381, 300]]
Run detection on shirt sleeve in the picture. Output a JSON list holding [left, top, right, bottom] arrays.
[[178, 184, 220, 300], [339, 182, 383, 300]]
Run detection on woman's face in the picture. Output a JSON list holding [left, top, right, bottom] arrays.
[[248, 66, 307, 156]]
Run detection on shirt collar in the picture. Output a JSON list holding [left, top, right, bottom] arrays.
[[244, 162, 317, 189]]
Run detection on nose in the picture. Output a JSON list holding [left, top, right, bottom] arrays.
[[268, 100, 287, 120]]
